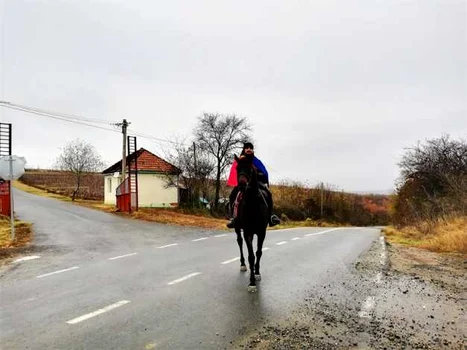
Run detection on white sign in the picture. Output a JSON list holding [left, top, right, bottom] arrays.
[[0, 155, 27, 180]]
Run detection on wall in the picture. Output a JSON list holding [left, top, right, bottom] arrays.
[[138, 173, 178, 207], [103, 175, 121, 205], [104, 173, 178, 207]]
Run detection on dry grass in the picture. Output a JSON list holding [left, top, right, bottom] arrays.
[[130, 208, 228, 229], [384, 216, 467, 254], [13, 180, 65, 200], [0, 216, 33, 248]]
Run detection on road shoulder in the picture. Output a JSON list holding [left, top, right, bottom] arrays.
[[233, 235, 466, 349]]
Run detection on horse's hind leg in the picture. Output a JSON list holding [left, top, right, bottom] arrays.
[[244, 233, 257, 292], [254, 230, 266, 281], [236, 228, 247, 271]]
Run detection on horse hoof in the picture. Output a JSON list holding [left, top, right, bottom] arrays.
[[240, 265, 247, 272], [247, 285, 257, 293], [255, 274, 261, 281]]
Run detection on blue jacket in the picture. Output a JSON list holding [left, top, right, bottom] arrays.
[[227, 155, 269, 186]]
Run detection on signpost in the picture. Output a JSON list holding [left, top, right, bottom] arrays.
[[0, 155, 26, 240]]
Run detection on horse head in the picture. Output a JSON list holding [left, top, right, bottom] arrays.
[[235, 154, 256, 189]]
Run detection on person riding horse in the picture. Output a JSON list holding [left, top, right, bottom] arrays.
[[226, 142, 281, 228]]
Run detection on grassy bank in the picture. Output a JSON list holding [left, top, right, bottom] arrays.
[[384, 216, 467, 254], [0, 216, 33, 248]]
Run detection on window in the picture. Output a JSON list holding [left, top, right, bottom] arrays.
[[108, 178, 112, 193]]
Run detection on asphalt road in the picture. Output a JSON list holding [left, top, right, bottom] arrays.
[[0, 190, 380, 349]]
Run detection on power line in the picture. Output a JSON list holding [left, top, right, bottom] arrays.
[[0, 102, 120, 133], [0, 101, 118, 124], [1, 101, 190, 151], [127, 128, 190, 147]]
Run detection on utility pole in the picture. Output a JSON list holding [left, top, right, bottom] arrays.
[[116, 119, 129, 184], [320, 182, 324, 218], [193, 142, 197, 176]]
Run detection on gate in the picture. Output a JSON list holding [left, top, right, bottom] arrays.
[[115, 136, 138, 212]]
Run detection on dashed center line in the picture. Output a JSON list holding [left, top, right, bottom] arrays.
[[192, 237, 209, 242], [214, 234, 228, 238], [276, 241, 288, 246], [262, 247, 270, 251], [66, 300, 131, 324], [108, 253, 138, 261], [168, 272, 202, 285], [304, 228, 340, 237], [291, 237, 300, 241], [157, 243, 178, 249], [221, 257, 240, 265], [37, 267, 79, 279]]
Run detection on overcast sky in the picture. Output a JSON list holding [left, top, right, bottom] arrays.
[[1, 0, 466, 193]]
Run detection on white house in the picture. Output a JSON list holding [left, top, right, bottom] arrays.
[[102, 148, 181, 207]]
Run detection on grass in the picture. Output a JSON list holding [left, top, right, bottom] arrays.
[[0, 216, 33, 249], [384, 216, 467, 254]]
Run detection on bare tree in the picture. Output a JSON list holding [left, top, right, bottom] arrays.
[[194, 113, 251, 209], [164, 141, 215, 207], [394, 135, 467, 225], [55, 139, 105, 201]]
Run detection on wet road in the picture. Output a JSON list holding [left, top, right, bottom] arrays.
[[0, 190, 380, 349]]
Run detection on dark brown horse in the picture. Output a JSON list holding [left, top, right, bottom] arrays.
[[233, 154, 269, 292]]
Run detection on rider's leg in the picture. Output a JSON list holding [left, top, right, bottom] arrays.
[[263, 186, 280, 227]]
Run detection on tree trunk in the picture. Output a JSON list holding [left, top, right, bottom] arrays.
[[72, 175, 81, 201], [214, 164, 221, 210]]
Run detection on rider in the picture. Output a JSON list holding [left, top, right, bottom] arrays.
[[226, 142, 281, 228]]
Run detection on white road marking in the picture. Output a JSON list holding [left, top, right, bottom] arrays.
[[168, 272, 202, 285], [262, 247, 270, 251], [358, 296, 375, 318], [108, 253, 138, 261], [276, 241, 288, 246], [13, 255, 40, 263], [37, 267, 79, 279], [192, 237, 209, 242], [221, 257, 240, 265], [214, 234, 228, 238], [379, 236, 387, 265], [304, 228, 340, 237], [291, 237, 300, 241], [66, 300, 131, 325], [375, 272, 383, 284], [157, 243, 178, 249]]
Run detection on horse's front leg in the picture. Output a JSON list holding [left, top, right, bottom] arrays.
[[255, 230, 266, 281], [235, 227, 247, 271], [244, 232, 257, 292]]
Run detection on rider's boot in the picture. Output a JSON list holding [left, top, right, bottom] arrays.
[[269, 214, 281, 227]]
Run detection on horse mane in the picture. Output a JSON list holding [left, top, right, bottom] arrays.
[[235, 154, 258, 185]]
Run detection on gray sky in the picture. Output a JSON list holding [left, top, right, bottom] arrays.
[[1, 0, 466, 193]]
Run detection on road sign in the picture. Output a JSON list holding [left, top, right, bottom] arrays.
[[0, 155, 27, 180]]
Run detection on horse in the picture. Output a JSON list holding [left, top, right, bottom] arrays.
[[233, 154, 269, 292]]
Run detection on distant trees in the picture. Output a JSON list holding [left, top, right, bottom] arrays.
[[271, 181, 390, 226], [55, 139, 105, 201], [392, 135, 467, 228]]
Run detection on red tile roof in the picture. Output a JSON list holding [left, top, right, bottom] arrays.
[[102, 148, 181, 175]]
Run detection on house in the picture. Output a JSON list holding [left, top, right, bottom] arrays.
[[102, 148, 181, 207]]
